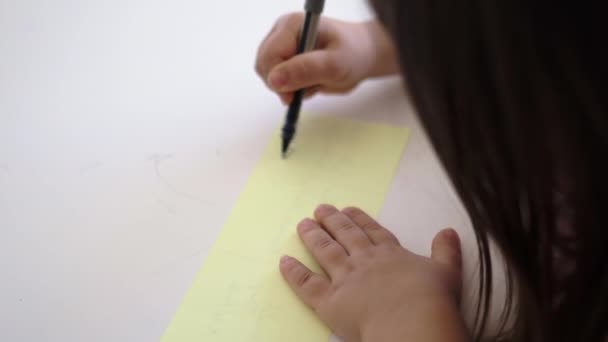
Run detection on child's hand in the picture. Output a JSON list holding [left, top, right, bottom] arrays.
[[255, 15, 398, 105], [280, 205, 469, 342]]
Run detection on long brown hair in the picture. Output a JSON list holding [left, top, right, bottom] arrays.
[[370, 1, 608, 340]]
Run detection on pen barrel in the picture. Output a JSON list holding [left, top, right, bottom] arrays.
[[281, 1, 324, 154], [282, 89, 304, 137], [305, 0, 325, 14], [296, 12, 319, 55], [302, 14, 320, 52]]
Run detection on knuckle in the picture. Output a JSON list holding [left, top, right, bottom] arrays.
[[295, 269, 313, 287], [316, 236, 334, 250], [336, 219, 357, 232]]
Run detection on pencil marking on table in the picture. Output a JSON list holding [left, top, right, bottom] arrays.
[[147, 153, 215, 205]]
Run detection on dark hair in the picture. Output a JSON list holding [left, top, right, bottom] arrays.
[[369, 1, 608, 341]]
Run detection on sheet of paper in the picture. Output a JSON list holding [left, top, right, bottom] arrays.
[[162, 115, 409, 341]]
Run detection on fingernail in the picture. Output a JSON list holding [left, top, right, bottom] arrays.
[[316, 204, 337, 213], [269, 70, 288, 88], [300, 217, 313, 225], [444, 229, 459, 243], [280, 255, 294, 266], [298, 218, 317, 233]]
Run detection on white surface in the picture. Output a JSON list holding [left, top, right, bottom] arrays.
[[0, 1, 501, 341]]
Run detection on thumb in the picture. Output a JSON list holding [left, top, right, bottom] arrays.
[[267, 50, 344, 92], [430, 228, 462, 271]]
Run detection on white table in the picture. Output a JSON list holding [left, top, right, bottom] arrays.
[[0, 1, 503, 341]]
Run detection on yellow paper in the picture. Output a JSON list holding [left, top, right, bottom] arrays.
[[162, 115, 409, 342]]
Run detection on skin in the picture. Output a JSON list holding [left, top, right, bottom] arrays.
[[257, 16, 471, 342], [279, 205, 470, 342], [255, 13, 399, 104]]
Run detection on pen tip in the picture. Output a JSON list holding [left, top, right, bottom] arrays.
[[281, 139, 290, 159]]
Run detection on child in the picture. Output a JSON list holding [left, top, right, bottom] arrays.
[[255, 2, 607, 341]]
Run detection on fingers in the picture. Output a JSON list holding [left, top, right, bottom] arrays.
[[280, 255, 330, 310], [341, 207, 400, 246], [297, 218, 348, 278], [279, 86, 320, 106], [267, 50, 346, 93], [256, 13, 346, 104], [430, 228, 462, 271], [255, 13, 303, 85], [314, 204, 373, 253]]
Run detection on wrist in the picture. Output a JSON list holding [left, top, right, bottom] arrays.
[[360, 297, 469, 342], [362, 20, 400, 78]]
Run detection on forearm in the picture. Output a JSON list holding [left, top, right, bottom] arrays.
[[363, 20, 400, 78], [361, 299, 470, 342]]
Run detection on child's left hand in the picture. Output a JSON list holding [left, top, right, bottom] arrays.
[[280, 204, 469, 342]]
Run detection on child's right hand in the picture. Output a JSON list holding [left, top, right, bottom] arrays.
[[255, 14, 399, 105]]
